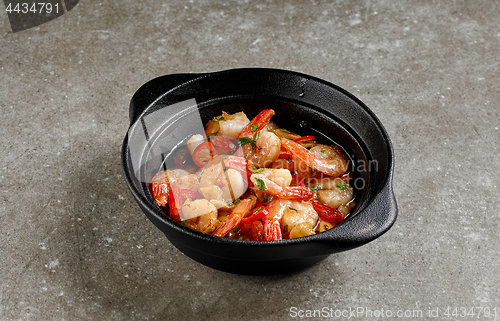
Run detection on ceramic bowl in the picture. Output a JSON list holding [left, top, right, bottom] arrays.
[[121, 68, 397, 275]]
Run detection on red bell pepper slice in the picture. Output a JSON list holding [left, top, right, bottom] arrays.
[[293, 135, 316, 143], [241, 206, 269, 224], [311, 200, 345, 224]]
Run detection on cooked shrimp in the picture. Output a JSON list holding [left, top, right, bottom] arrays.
[[181, 199, 218, 234], [310, 144, 349, 174], [226, 168, 246, 200], [264, 199, 318, 240], [289, 222, 316, 239], [267, 199, 318, 233], [199, 160, 246, 205], [270, 158, 295, 173], [250, 169, 314, 201], [237, 109, 280, 168], [151, 169, 193, 207], [310, 177, 354, 209], [206, 111, 250, 138], [245, 131, 281, 168], [280, 138, 349, 177]]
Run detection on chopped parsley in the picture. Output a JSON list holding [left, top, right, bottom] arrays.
[[213, 116, 225, 121], [289, 207, 298, 212], [255, 177, 267, 191], [263, 193, 269, 203], [336, 181, 349, 190], [320, 149, 326, 153], [253, 131, 260, 141], [232, 226, 239, 233], [253, 207, 264, 214], [233, 198, 241, 204], [310, 184, 323, 191], [180, 219, 186, 225], [311, 168, 317, 177], [250, 124, 258, 131], [251, 168, 265, 173], [238, 137, 256, 149], [206, 132, 218, 139]]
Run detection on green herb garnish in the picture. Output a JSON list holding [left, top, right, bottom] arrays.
[[289, 207, 298, 212], [263, 193, 269, 203], [232, 226, 239, 233], [311, 168, 317, 177], [253, 131, 260, 141], [310, 184, 323, 191], [206, 132, 218, 139], [233, 198, 241, 204], [336, 181, 349, 190], [255, 178, 266, 191], [250, 124, 258, 131], [253, 207, 264, 214], [320, 149, 326, 153], [251, 168, 265, 173], [180, 219, 186, 225], [213, 116, 225, 121], [238, 137, 256, 149]]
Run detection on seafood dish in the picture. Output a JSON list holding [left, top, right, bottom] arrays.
[[150, 109, 356, 241]]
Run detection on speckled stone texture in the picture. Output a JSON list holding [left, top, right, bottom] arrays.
[[1, 0, 499, 320]]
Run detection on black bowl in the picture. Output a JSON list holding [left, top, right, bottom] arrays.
[[121, 68, 397, 275]]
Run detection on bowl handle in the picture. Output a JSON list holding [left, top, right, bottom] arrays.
[[320, 178, 398, 252], [129, 73, 203, 125]]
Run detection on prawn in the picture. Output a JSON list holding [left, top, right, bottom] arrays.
[[206, 111, 250, 138], [310, 176, 354, 209], [181, 199, 219, 234], [151, 169, 198, 207], [250, 168, 314, 201], [238, 109, 281, 168], [280, 138, 349, 177], [199, 160, 246, 206], [266, 199, 318, 240]]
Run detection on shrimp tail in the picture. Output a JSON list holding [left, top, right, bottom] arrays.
[[212, 198, 253, 237], [237, 109, 275, 139], [167, 183, 182, 222], [280, 138, 344, 177], [251, 174, 314, 201], [151, 171, 170, 207], [264, 219, 282, 241]]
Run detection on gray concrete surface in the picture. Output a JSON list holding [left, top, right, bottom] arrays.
[[1, 0, 499, 320]]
